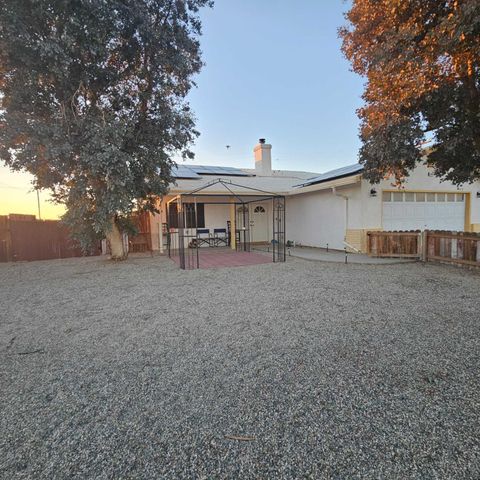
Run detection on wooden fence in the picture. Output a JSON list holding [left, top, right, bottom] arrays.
[[366, 231, 421, 258], [367, 230, 480, 268], [101, 211, 152, 255], [0, 215, 99, 262], [425, 231, 480, 267], [128, 211, 152, 253]]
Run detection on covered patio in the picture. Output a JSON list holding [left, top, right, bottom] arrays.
[[166, 179, 286, 270]]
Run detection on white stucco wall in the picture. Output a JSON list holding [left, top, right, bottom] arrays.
[[472, 190, 480, 228], [286, 187, 352, 250], [202, 200, 273, 243], [204, 204, 230, 231]]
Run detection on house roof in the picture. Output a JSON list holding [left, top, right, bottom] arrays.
[[169, 164, 320, 195], [294, 163, 364, 188], [169, 162, 365, 196]]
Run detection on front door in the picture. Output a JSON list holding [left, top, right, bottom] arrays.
[[250, 203, 269, 243]]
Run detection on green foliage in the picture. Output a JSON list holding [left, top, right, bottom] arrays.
[[0, 0, 212, 248], [341, 1, 480, 184], [359, 118, 423, 185], [421, 81, 480, 184]]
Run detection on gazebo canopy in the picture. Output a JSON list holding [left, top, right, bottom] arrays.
[[169, 178, 283, 205]]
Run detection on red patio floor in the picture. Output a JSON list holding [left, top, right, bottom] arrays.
[[170, 249, 272, 269]]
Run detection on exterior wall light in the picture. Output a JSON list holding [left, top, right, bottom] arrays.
[[370, 188, 377, 197]]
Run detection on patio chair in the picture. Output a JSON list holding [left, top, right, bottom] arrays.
[[213, 228, 228, 247], [196, 228, 212, 247]]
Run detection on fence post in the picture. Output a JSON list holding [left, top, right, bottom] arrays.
[[421, 230, 428, 262]]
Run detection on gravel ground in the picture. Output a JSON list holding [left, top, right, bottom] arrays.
[[1, 255, 479, 479]]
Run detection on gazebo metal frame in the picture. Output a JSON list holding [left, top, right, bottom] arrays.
[[166, 179, 286, 269]]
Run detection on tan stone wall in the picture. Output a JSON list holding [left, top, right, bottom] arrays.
[[345, 228, 382, 253]]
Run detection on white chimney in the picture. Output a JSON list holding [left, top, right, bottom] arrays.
[[254, 138, 272, 176]]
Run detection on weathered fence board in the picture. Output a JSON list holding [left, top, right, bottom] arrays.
[[367, 230, 480, 268], [367, 231, 421, 258], [426, 231, 479, 267]]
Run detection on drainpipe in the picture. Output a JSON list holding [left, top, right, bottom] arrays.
[[332, 187, 349, 242]]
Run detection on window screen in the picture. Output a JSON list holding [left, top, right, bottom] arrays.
[[184, 203, 205, 228], [168, 203, 205, 228]]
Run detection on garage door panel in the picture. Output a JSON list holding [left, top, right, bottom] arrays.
[[383, 193, 464, 231]]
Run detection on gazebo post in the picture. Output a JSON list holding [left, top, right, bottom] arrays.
[[194, 197, 199, 268], [178, 196, 185, 269], [229, 199, 236, 250]]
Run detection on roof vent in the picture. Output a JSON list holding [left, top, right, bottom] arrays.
[[259, 138, 266, 144]]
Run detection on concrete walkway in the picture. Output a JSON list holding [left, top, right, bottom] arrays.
[[277, 246, 415, 264]]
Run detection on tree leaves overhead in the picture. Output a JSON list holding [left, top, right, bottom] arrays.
[[0, 0, 212, 247], [340, 0, 480, 184]]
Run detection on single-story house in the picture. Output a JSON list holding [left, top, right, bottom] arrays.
[[147, 139, 480, 254]]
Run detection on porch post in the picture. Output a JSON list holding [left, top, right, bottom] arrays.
[[230, 200, 236, 250]]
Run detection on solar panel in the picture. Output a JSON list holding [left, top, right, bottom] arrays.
[[189, 165, 251, 176], [171, 165, 202, 179], [220, 166, 245, 173], [190, 166, 210, 173], [295, 163, 363, 187]]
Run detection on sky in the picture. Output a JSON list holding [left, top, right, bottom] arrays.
[[0, 0, 363, 219]]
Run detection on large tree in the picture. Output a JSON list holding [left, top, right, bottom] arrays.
[[340, 0, 480, 185], [0, 0, 212, 259]]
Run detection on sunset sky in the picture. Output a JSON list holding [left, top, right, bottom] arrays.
[[0, 0, 361, 219]]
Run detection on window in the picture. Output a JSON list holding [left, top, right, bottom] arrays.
[[254, 205, 266, 213], [416, 192, 425, 202], [384, 191, 462, 203], [167, 203, 205, 228], [184, 203, 205, 228], [168, 203, 178, 228], [393, 192, 403, 202]]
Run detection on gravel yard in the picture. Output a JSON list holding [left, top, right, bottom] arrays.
[[1, 255, 479, 479]]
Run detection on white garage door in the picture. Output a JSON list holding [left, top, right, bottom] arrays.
[[382, 191, 465, 231]]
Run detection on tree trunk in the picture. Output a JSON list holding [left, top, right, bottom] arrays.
[[106, 217, 127, 260]]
